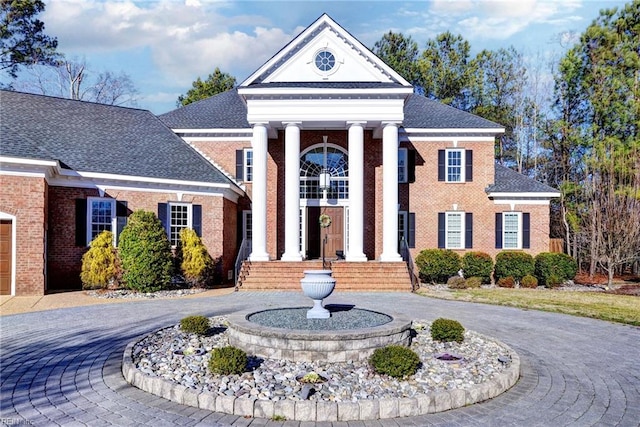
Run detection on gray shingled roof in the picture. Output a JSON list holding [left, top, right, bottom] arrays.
[[403, 94, 502, 129], [0, 90, 235, 185], [159, 89, 503, 131], [486, 164, 560, 194], [159, 89, 250, 130]]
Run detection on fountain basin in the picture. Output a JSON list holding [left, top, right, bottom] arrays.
[[227, 307, 412, 362]]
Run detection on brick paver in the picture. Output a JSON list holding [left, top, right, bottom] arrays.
[[1, 291, 638, 426]]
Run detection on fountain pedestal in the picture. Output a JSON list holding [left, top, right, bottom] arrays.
[[300, 270, 336, 319]]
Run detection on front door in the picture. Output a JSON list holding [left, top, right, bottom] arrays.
[[0, 220, 12, 295], [307, 207, 344, 260]]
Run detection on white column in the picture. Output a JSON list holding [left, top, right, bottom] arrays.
[[380, 122, 402, 262], [347, 121, 367, 262], [249, 123, 269, 261], [281, 122, 302, 261]]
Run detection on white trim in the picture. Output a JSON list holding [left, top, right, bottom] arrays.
[[489, 192, 560, 198], [445, 148, 465, 183], [167, 202, 193, 247], [243, 148, 253, 183], [239, 87, 413, 96], [86, 197, 116, 246], [502, 211, 523, 250], [0, 170, 49, 178], [0, 212, 17, 296], [492, 199, 552, 205], [445, 211, 465, 250], [403, 128, 505, 134], [172, 128, 253, 134], [0, 156, 58, 167], [403, 136, 498, 142], [181, 136, 253, 143]]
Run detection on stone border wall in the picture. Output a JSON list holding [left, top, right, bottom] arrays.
[[122, 332, 520, 422]]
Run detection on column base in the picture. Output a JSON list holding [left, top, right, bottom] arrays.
[[379, 253, 403, 262], [345, 253, 368, 262], [249, 252, 270, 262], [281, 253, 303, 262]]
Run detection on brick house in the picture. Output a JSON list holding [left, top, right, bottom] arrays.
[[0, 14, 559, 296]]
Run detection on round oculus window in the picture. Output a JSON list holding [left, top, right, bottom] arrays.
[[315, 50, 335, 72]]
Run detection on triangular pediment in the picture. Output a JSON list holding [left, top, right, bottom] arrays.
[[241, 14, 411, 87]]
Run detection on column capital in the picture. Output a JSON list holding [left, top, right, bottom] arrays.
[[282, 121, 303, 128], [250, 121, 270, 128], [346, 121, 367, 127], [381, 121, 401, 128]]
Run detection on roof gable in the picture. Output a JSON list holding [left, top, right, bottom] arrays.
[[241, 14, 410, 87]]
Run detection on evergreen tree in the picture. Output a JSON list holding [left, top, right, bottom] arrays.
[[177, 67, 236, 107]]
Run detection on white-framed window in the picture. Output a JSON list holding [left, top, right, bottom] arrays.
[[169, 203, 191, 247], [503, 212, 522, 249], [244, 148, 253, 182], [446, 149, 465, 182], [87, 197, 115, 244], [398, 148, 408, 183], [445, 212, 465, 249]]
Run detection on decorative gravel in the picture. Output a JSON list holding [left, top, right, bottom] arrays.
[[247, 307, 392, 330], [86, 288, 207, 299], [133, 317, 514, 402]]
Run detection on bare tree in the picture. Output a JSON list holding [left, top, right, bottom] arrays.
[[14, 58, 139, 106]]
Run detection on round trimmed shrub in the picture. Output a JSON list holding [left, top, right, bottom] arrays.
[[520, 274, 538, 289], [81, 231, 119, 289], [465, 276, 483, 288], [494, 251, 534, 282], [208, 346, 248, 375], [118, 210, 173, 293], [534, 252, 578, 288], [369, 345, 421, 379], [415, 249, 462, 284], [497, 276, 515, 288], [179, 228, 215, 287], [446, 276, 467, 289], [462, 252, 494, 283], [180, 315, 210, 335], [430, 318, 465, 343]]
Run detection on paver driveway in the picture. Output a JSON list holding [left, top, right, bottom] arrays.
[[1, 291, 638, 426]]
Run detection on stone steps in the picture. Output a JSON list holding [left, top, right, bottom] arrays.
[[237, 260, 412, 292]]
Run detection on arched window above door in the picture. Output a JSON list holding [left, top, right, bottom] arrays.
[[300, 145, 349, 199]]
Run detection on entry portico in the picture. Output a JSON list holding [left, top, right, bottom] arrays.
[[238, 14, 412, 263]]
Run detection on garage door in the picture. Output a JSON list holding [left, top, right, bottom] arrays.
[[0, 220, 12, 295]]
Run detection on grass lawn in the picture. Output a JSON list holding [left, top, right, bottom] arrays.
[[417, 287, 640, 326]]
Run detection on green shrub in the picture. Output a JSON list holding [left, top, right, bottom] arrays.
[[118, 210, 173, 293], [497, 276, 515, 288], [80, 231, 120, 289], [494, 251, 534, 282], [180, 315, 210, 335], [461, 252, 494, 283], [430, 318, 465, 343], [446, 276, 467, 289], [534, 252, 578, 287], [208, 346, 248, 375], [369, 345, 421, 379], [520, 274, 538, 289], [179, 228, 215, 287], [415, 249, 462, 284], [465, 276, 483, 288]]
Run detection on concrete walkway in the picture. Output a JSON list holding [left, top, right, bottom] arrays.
[[0, 291, 638, 426]]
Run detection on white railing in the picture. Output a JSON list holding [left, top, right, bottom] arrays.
[[234, 238, 252, 287], [399, 238, 419, 291]]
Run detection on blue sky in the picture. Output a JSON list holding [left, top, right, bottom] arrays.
[[40, 0, 626, 114]]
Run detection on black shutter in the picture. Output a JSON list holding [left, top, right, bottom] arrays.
[[408, 212, 416, 248], [495, 213, 503, 249], [158, 203, 168, 237], [237, 211, 243, 245], [465, 150, 473, 182], [465, 212, 473, 249], [523, 212, 530, 249], [75, 199, 87, 246], [115, 201, 128, 247], [438, 212, 445, 248], [192, 205, 202, 237], [235, 150, 244, 180], [438, 150, 445, 181], [408, 150, 416, 183]]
